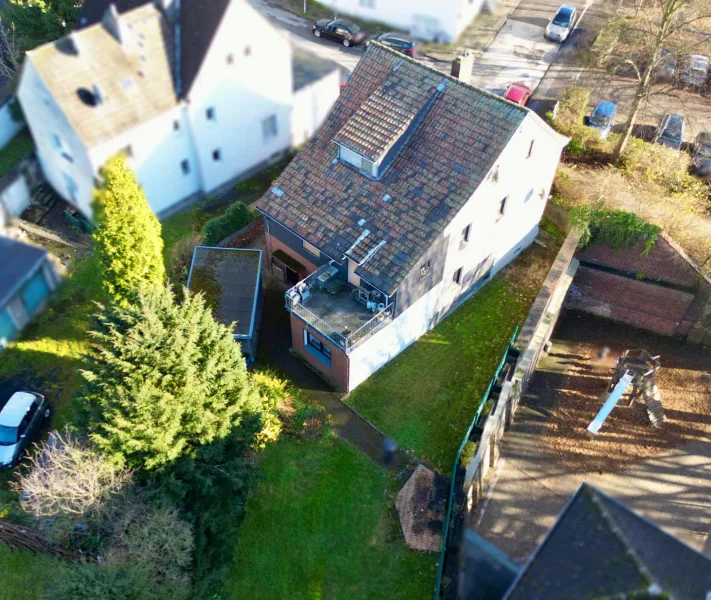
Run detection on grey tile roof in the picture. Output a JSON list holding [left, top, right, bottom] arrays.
[[187, 247, 261, 337], [506, 484, 711, 600], [0, 237, 47, 307], [29, 3, 177, 148], [256, 43, 528, 296]]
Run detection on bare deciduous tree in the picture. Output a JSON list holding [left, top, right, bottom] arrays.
[[0, 17, 22, 82], [12, 429, 131, 518]]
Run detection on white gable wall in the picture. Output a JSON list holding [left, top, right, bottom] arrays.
[[89, 105, 201, 216], [186, 0, 293, 194], [318, 0, 480, 43], [348, 113, 566, 392], [18, 59, 95, 218]]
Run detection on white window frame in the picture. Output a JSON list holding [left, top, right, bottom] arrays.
[[262, 115, 278, 140]]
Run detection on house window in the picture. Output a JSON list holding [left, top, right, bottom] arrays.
[[262, 115, 278, 140], [244, 46, 251, 57], [50, 133, 61, 150], [180, 159, 190, 175], [302, 240, 320, 257], [498, 196, 508, 219], [212, 149, 221, 161], [420, 262, 431, 279], [461, 224, 471, 244], [527, 140, 535, 158], [173, 120, 180, 131], [226, 53, 234, 64], [206, 107, 216, 121], [304, 330, 331, 366], [453, 267, 463, 285], [62, 173, 78, 202]]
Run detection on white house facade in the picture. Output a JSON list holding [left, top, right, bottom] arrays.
[[320, 0, 496, 43], [17, 0, 340, 220], [257, 43, 567, 392]]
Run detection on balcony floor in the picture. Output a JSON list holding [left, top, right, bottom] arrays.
[[302, 286, 377, 338]]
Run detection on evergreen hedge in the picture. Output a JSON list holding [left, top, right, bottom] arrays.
[[201, 201, 253, 246]]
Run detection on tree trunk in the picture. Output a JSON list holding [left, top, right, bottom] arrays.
[[612, 79, 648, 161]]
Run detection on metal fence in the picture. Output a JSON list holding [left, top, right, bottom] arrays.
[[433, 327, 519, 600]]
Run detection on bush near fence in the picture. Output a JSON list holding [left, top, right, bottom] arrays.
[[201, 201, 254, 246]]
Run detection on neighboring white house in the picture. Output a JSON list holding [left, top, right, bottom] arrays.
[[257, 43, 568, 392], [17, 0, 340, 220], [320, 0, 497, 43]]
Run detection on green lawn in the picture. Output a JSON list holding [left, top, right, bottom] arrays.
[[346, 278, 536, 471], [0, 132, 34, 179], [224, 434, 436, 600], [0, 546, 59, 599]]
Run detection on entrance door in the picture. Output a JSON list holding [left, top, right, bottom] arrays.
[[285, 266, 299, 286]]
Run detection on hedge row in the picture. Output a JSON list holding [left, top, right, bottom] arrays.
[[200, 201, 253, 246]]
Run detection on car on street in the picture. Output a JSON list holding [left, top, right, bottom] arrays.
[[653, 113, 685, 151], [656, 49, 677, 82], [503, 82, 532, 106], [545, 5, 577, 43], [586, 100, 617, 139], [691, 130, 711, 178], [679, 54, 709, 88], [0, 391, 50, 469], [312, 18, 366, 47], [374, 32, 418, 57]]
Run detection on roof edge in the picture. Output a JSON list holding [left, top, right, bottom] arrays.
[[0, 245, 48, 308]]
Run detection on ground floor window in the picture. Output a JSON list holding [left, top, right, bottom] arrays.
[[304, 330, 331, 366]]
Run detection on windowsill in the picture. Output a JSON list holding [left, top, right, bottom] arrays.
[[459, 240, 469, 251], [304, 343, 332, 367]]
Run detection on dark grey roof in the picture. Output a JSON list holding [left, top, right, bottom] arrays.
[[505, 483, 711, 600], [292, 46, 341, 92], [74, 0, 231, 97], [186, 247, 261, 337], [256, 43, 530, 295], [0, 237, 47, 307]]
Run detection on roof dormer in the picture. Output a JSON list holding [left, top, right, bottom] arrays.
[[333, 74, 446, 179]]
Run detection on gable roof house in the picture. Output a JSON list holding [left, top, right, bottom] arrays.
[[256, 43, 568, 392], [16, 0, 341, 221], [459, 483, 711, 600]]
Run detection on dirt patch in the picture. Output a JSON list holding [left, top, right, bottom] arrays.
[[540, 318, 711, 474], [499, 237, 561, 295]]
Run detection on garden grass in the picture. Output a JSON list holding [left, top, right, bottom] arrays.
[[346, 278, 536, 472], [224, 434, 436, 600], [0, 132, 34, 179], [0, 546, 59, 599]]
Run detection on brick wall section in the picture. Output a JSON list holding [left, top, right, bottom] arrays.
[[266, 232, 318, 279], [569, 267, 696, 336], [290, 313, 349, 391]]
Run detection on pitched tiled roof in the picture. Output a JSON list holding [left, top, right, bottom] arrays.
[[256, 43, 528, 295], [29, 3, 176, 148], [506, 484, 711, 600]]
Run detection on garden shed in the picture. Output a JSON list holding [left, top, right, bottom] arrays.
[[187, 247, 263, 363]]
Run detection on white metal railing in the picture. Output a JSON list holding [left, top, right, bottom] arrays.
[[284, 262, 393, 353]]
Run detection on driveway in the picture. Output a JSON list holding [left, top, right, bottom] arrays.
[[474, 310, 711, 562]]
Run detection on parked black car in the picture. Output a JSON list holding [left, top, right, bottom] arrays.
[[0, 391, 50, 469], [692, 130, 711, 178], [312, 18, 365, 47], [375, 32, 418, 57]]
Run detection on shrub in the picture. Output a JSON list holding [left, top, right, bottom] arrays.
[[167, 232, 201, 291], [200, 201, 253, 246], [557, 86, 590, 128], [459, 441, 479, 467], [569, 206, 661, 255], [46, 561, 178, 600]]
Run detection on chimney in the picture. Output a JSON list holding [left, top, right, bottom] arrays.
[[451, 49, 474, 82], [102, 4, 129, 45], [92, 84, 104, 104]]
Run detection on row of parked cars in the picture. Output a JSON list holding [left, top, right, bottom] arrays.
[[312, 18, 419, 56], [585, 100, 711, 177]]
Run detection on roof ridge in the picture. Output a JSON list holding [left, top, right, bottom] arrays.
[[366, 42, 529, 114]]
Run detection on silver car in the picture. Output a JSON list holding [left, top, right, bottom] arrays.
[[545, 5, 576, 42], [0, 391, 50, 469], [680, 54, 709, 88]]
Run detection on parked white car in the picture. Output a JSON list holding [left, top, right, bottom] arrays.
[[680, 54, 709, 88], [545, 5, 577, 43]]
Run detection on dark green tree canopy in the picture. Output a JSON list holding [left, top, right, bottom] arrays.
[[92, 154, 165, 307], [81, 285, 262, 470]]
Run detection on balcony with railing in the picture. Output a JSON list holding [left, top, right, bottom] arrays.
[[285, 262, 393, 354]]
